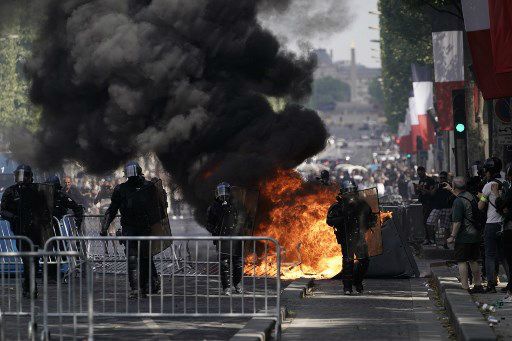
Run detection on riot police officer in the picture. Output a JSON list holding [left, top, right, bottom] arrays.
[[1, 165, 42, 297], [100, 161, 163, 299], [206, 182, 246, 295], [327, 180, 372, 295], [46, 175, 84, 231]]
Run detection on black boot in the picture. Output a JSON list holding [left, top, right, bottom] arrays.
[[220, 256, 231, 293], [128, 253, 146, 299], [343, 280, 353, 295]]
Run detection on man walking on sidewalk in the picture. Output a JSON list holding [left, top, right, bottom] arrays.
[[446, 177, 484, 293]]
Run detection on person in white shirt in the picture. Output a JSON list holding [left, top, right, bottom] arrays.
[[478, 157, 504, 293]]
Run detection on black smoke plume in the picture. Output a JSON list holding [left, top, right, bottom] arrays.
[[15, 0, 327, 221]]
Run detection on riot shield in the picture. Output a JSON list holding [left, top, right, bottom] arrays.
[[149, 179, 172, 254], [35, 183, 55, 247], [231, 186, 260, 236], [358, 187, 383, 257]]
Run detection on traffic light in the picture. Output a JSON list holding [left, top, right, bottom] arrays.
[[453, 89, 467, 138], [452, 89, 468, 176]]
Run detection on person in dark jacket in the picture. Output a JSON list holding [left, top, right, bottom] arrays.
[[206, 182, 246, 295], [425, 171, 455, 249], [100, 161, 165, 299], [47, 175, 84, 230], [327, 180, 372, 295], [1, 165, 42, 297]]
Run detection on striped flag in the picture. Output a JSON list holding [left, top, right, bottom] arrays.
[[411, 64, 435, 149], [461, 0, 512, 99], [432, 11, 465, 131]]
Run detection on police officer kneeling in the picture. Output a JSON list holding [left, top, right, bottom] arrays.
[[206, 182, 245, 296], [327, 180, 372, 295], [101, 161, 162, 299]]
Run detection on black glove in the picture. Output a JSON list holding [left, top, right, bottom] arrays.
[[100, 227, 108, 237]]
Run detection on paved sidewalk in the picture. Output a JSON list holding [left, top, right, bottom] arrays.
[[281, 278, 449, 341], [441, 265, 512, 340]]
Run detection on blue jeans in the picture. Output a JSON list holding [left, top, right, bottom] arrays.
[[484, 223, 502, 285]]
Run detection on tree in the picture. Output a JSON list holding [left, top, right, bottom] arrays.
[[0, 1, 40, 133], [309, 76, 350, 111], [368, 77, 384, 107], [379, 0, 434, 131]]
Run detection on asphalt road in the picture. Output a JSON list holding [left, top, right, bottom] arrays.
[[281, 279, 450, 341]]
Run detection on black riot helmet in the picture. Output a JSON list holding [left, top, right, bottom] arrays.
[[320, 170, 330, 181], [483, 157, 502, 178], [14, 164, 33, 184], [340, 180, 357, 195], [46, 175, 62, 190], [124, 161, 143, 178], [215, 182, 231, 204]]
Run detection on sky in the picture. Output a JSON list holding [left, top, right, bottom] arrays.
[[317, 0, 380, 68]]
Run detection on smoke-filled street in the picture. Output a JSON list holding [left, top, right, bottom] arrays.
[[0, 0, 512, 340]]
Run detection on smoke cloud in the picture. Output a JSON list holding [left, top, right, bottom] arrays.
[[259, 0, 352, 42], [14, 0, 328, 221]]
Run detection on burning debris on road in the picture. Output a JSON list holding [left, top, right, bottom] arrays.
[[245, 170, 393, 280]]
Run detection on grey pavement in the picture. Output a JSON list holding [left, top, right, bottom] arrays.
[[441, 265, 512, 340], [281, 278, 450, 341]]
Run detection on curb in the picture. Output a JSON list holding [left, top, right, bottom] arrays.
[[420, 246, 454, 260], [281, 277, 314, 300], [230, 278, 313, 341], [230, 317, 276, 341], [431, 266, 496, 341]]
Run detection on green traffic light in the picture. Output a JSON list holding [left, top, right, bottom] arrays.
[[406, 154, 411, 159], [455, 123, 465, 133]]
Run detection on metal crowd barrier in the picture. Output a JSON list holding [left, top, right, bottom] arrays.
[[0, 236, 36, 341], [0, 245, 88, 341], [44, 236, 282, 340], [63, 215, 214, 277]]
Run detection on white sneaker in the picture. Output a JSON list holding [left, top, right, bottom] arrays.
[[179, 215, 184, 219], [223, 288, 232, 296], [172, 215, 177, 220]]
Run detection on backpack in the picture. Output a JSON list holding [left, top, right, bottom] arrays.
[[459, 194, 486, 231]]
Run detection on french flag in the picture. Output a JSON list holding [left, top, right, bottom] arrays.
[[411, 64, 435, 149], [462, 0, 512, 99], [432, 14, 465, 131], [399, 96, 419, 154]]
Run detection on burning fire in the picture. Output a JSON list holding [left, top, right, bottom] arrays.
[[246, 170, 340, 280], [245, 170, 393, 280]]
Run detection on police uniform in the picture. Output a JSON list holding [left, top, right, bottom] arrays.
[[206, 184, 246, 294], [327, 192, 372, 294], [101, 166, 166, 297]]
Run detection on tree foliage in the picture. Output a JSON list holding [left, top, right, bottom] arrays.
[[379, 0, 435, 131], [0, 3, 39, 132], [309, 76, 350, 110], [368, 77, 384, 107]]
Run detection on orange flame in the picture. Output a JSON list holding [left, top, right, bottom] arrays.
[[244, 170, 393, 280], [245, 170, 341, 280]]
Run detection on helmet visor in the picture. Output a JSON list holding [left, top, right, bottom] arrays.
[[124, 164, 138, 178], [215, 185, 230, 199], [14, 169, 28, 183]]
